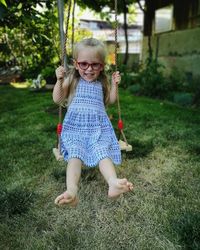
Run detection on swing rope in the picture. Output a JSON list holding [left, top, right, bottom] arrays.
[[114, 0, 129, 146], [71, 0, 76, 53], [57, 0, 72, 154]]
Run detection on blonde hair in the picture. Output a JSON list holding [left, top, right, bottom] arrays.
[[66, 38, 110, 106]]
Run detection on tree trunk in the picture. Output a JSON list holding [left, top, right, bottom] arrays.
[[137, 0, 153, 62], [147, 34, 153, 64]]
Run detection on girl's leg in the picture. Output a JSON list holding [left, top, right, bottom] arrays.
[[99, 158, 133, 198], [55, 158, 82, 206]]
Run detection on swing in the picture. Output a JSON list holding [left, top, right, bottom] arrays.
[[53, 0, 132, 161]]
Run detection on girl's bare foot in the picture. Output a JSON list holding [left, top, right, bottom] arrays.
[[54, 191, 78, 207], [108, 178, 133, 198]]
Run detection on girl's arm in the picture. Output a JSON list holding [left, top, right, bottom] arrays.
[[109, 71, 121, 104], [52, 66, 70, 104]]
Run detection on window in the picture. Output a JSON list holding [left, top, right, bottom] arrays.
[[155, 5, 174, 33]]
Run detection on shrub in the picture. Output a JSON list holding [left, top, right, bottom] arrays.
[[165, 66, 185, 92], [137, 59, 167, 98], [173, 92, 194, 106], [41, 65, 56, 85], [193, 89, 200, 107], [128, 84, 141, 95], [190, 77, 200, 107], [118, 64, 134, 89]]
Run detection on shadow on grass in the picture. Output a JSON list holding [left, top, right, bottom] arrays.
[[0, 186, 36, 219], [122, 139, 154, 159], [185, 143, 200, 156], [42, 124, 56, 134], [51, 166, 98, 184], [51, 168, 66, 182], [170, 212, 200, 249], [29, 88, 52, 94], [81, 167, 98, 182]]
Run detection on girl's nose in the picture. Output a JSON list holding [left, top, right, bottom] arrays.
[[87, 65, 93, 70]]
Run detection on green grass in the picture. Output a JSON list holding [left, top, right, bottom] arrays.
[[0, 85, 200, 250]]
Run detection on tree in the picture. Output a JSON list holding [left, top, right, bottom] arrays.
[[0, 0, 54, 28], [76, 0, 135, 65], [0, 0, 59, 77], [136, 0, 153, 63], [0, 0, 93, 79]]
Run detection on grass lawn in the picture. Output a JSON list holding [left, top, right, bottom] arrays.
[[0, 85, 200, 250]]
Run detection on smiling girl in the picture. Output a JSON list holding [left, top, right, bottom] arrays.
[[53, 38, 133, 206]]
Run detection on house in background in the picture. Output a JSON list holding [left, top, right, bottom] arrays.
[[79, 19, 143, 69], [142, 0, 200, 79]]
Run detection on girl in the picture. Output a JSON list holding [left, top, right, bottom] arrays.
[[53, 38, 133, 206]]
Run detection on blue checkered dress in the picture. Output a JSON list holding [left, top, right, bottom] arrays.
[[61, 77, 121, 167]]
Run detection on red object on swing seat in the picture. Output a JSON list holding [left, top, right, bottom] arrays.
[[118, 119, 124, 130], [57, 123, 62, 135]]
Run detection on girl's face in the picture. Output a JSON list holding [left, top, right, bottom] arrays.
[[75, 47, 104, 82]]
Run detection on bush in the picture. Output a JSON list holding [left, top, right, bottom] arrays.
[[166, 69, 200, 107], [190, 77, 200, 107], [128, 84, 141, 95], [41, 65, 56, 85], [173, 92, 194, 106], [118, 64, 134, 89], [165, 66, 185, 92], [193, 88, 200, 107], [137, 59, 167, 98], [22, 63, 43, 79]]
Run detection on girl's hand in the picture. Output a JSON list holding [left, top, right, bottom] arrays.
[[112, 71, 121, 85], [56, 66, 66, 80]]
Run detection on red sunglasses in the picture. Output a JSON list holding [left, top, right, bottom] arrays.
[[76, 61, 103, 71]]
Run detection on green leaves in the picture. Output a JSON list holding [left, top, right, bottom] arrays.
[[0, 0, 7, 7], [15, 3, 22, 16], [17, 3, 22, 9]]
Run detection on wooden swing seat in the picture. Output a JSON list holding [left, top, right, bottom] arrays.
[[118, 140, 132, 152], [53, 147, 64, 161]]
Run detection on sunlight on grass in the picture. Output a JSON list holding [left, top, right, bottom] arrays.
[[10, 82, 30, 89]]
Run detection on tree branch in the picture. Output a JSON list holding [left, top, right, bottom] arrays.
[[136, 0, 145, 13]]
